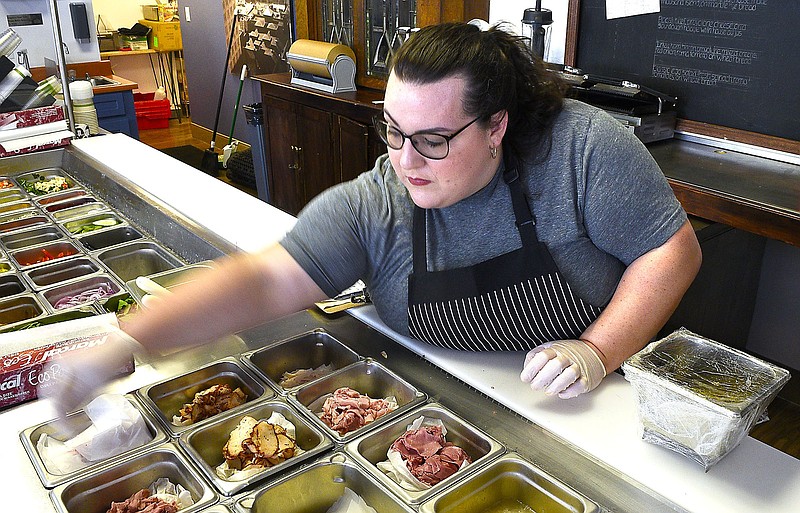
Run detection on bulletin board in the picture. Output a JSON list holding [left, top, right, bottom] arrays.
[[224, 0, 293, 75], [565, 0, 800, 153]]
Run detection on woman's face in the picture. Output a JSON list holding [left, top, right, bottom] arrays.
[[383, 72, 506, 209]]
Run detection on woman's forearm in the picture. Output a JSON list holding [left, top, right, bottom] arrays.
[[581, 220, 702, 372]]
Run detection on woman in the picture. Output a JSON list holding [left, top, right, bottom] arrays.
[[46, 22, 701, 412]]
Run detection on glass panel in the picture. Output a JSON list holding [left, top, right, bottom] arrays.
[[365, 0, 417, 78], [323, 0, 354, 46]]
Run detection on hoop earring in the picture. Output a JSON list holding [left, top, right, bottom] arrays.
[[490, 146, 497, 159]]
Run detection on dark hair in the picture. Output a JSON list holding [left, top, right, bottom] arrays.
[[389, 22, 567, 164]]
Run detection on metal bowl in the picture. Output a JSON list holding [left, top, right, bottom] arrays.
[[48, 443, 217, 513], [344, 403, 504, 504], [97, 240, 183, 282], [241, 329, 361, 394], [137, 357, 274, 435], [20, 394, 169, 488], [235, 452, 414, 513], [289, 359, 427, 443], [178, 399, 334, 496], [417, 453, 600, 513]]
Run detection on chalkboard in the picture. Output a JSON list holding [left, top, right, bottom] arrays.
[[573, 0, 800, 143]]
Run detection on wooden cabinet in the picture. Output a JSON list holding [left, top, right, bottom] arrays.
[[255, 73, 385, 215], [94, 90, 140, 139]]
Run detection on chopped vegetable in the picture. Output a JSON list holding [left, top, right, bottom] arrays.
[[18, 173, 71, 195]]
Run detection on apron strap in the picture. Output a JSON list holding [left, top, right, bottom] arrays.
[[412, 206, 427, 274], [502, 156, 538, 248]]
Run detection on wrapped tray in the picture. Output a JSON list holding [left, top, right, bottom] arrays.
[[622, 328, 790, 470]]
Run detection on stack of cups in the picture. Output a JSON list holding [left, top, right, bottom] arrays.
[[69, 80, 99, 135]]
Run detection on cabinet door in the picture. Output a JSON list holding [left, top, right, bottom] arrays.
[[295, 104, 335, 209], [263, 95, 301, 214], [336, 115, 388, 182]]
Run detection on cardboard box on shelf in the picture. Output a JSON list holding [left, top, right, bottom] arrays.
[[138, 19, 182, 52]]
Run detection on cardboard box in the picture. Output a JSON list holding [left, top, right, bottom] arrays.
[[138, 19, 182, 51]]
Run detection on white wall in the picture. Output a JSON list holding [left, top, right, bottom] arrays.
[[0, 0, 100, 67], [92, 0, 153, 33], [489, 0, 569, 64]]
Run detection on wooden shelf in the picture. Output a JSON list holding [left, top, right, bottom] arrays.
[[101, 49, 158, 58]]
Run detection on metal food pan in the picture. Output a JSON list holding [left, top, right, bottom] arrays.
[[0, 188, 25, 204], [44, 196, 98, 214], [178, 399, 334, 496], [16, 168, 75, 197], [0, 273, 28, 299], [11, 240, 79, 269], [0, 293, 46, 327], [62, 212, 124, 235], [0, 199, 34, 215], [137, 357, 274, 436], [42, 274, 123, 311], [344, 403, 505, 504], [20, 394, 169, 489], [51, 201, 110, 222], [49, 443, 217, 513], [97, 240, 184, 283], [235, 452, 414, 513], [289, 359, 427, 443], [25, 256, 102, 289], [0, 306, 97, 333], [417, 453, 600, 513], [241, 329, 361, 394], [1, 225, 65, 251], [0, 209, 41, 228], [0, 260, 12, 274], [78, 225, 143, 251], [100, 292, 139, 323], [35, 188, 88, 206], [125, 261, 217, 305]]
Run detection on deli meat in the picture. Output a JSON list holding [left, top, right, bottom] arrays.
[[106, 489, 178, 513], [390, 424, 471, 486], [319, 387, 397, 435], [174, 383, 247, 425]]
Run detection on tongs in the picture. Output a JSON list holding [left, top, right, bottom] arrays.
[[315, 289, 371, 314]]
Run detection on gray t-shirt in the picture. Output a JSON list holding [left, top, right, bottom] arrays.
[[280, 100, 687, 336]]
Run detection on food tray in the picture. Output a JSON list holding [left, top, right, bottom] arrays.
[[289, 359, 427, 443], [1, 225, 66, 251], [0, 199, 34, 215], [16, 168, 75, 197], [178, 398, 334, 496], [49, 443, 218, 513], [35, 188, 88, 206], [62, 212, 124, 235], [125, 260, 216, 305], [622, 328, 791, 469], [97, 240, 184, 282], [344, 403, 505, 504], [137, 357, 274, 435], [51, 201, 109, 221], [240, 329, 361, 394], [418, 453, 600, 513], [0, 188, 25, 204], [0, 272, 28, 299], [0, 306, 97, 333], [0, 293, 46, 328], [11, 240, 80, 269], [235, 452, 414, 513], [41, 274, 123, 311], [24, 256, 103, 290], [44, 196, 98, 214], [20, 394, 169, 488], [77, 225, 143, 251], [0, 214, 50, 234]]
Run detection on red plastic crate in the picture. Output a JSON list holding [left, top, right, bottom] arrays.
[[134, 92, 171, 130]]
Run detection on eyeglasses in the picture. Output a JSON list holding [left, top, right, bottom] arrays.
[[373, 114, 481, 160]]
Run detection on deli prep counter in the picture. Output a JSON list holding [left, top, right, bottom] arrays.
[[1, 135, 799, 513]]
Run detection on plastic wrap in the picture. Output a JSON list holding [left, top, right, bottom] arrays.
[[622, 328, 790, 470]]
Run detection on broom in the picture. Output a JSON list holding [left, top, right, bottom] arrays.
[[200, 10, 239, 176]]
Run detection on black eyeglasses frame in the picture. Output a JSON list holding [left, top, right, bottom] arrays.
[[372, 114, 482, 160]]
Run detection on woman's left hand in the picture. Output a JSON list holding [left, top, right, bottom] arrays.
[[520, 339, 607, 399]]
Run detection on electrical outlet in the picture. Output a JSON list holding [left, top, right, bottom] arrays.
[[184, 6, 191, 22]]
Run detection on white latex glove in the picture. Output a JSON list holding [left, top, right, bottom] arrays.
[[135, 276, 173, 308], [520, 339, 607, 399], [37, 328, 145, 418]]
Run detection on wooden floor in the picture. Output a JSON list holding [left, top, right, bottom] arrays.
[[136, 117, 800, 461], [137, 117, 258, 197]]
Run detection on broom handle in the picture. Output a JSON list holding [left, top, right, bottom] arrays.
[[228, 64, 247, 145], [210, 11, 238, 150]]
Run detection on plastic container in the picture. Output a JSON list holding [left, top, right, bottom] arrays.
[[622, 328, 791, 470], [69, 80, 99, 135], [133, 91, 170, 130]]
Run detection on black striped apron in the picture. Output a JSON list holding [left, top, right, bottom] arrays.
[[407, 166, 602, 351]]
